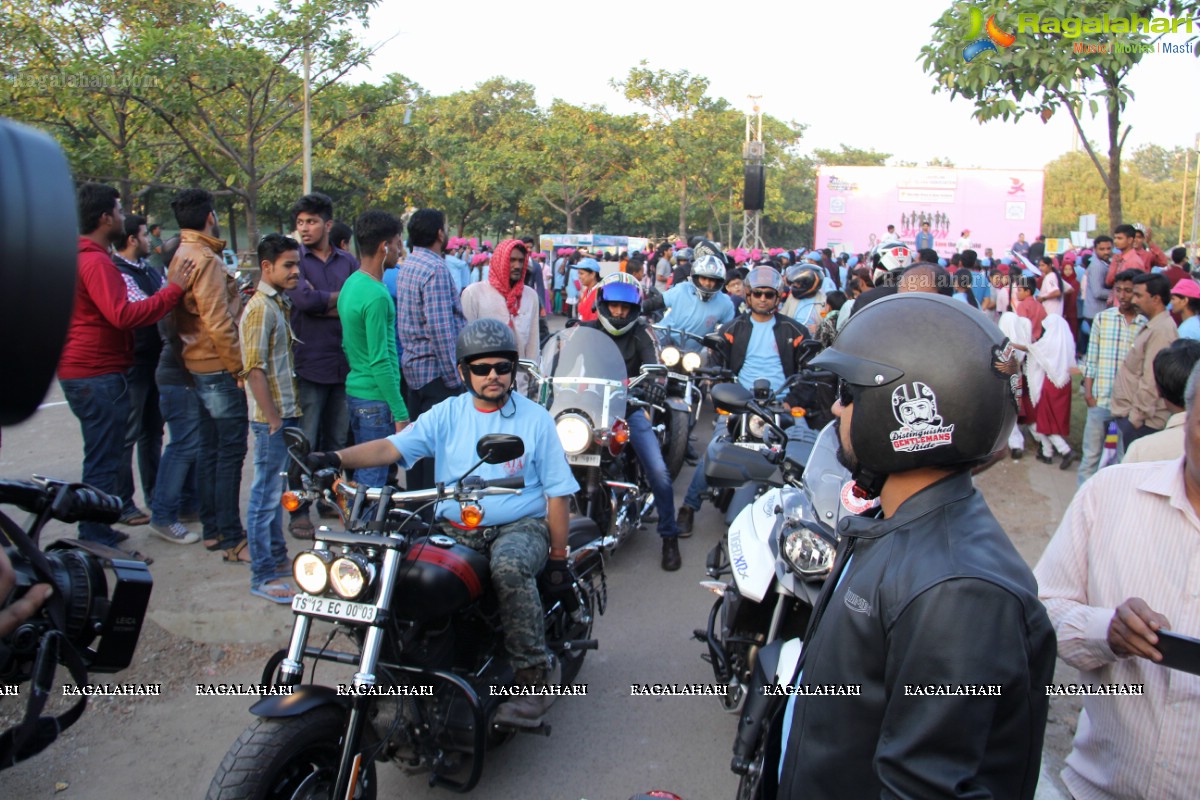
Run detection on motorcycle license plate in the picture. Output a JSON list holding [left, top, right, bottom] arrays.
[[291, 593, 378, 624], [732, 441, 769, 452], [567, 453, 601, 466]]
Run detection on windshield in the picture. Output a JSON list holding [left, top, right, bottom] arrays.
[[538, 327, 627, 429], [803, 421, 878, 528]]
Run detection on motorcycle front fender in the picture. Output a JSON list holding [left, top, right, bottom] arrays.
[[665, 397, 691, 414], [249, 684, 350, 718]]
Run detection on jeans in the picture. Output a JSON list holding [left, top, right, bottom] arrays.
[[403, 377, 464, 494], [683, 418, 728, 511], [115, 361, 163, 514], [59, 373, 130, 546], [346, 396, 394, 488], [151, 383, 202, 525], [628, 409, 679, 537], [293, 378, 349, 517], [248, 420, 297, 587], [193, 370, 248, 549]]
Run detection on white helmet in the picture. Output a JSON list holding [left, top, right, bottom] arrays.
[[690, 254, 726, 300], [872, 242, 914, 284]]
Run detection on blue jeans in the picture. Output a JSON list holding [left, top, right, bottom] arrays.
[[151, 383, 202, 525], [115, 362, 163, 514], [346, 395, 394, 488], [628, 409, 679, 537], [193, 370, 248, 549], [59, 373, 131, 546], [248, 420, 296, 587], [683, 418, 728, 510], [1077, 404, 1112, 487]]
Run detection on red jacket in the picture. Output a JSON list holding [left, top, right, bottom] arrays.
[[58, 237, 183, 379]]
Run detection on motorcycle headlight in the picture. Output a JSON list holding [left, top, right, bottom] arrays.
[[555, 414, 593, 456], [660, 346, 681, 368], [681, 351, 703, 373], [782, 527, 836, 578], [293, 551, 332, 595], [747, 415, 768, 440], [329, 554, 373, 600]]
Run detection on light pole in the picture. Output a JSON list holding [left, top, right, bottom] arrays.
[[302, 39, 312, 194]]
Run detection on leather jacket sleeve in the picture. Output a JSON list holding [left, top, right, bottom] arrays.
[[876, 579, 1040, 799]]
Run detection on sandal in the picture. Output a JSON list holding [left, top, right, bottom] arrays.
[[250, 581, 294, 605], [221, 539, 252, 564], [288, 516, 314, 540]]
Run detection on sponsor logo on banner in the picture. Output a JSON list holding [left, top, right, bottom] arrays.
[[889, 382, 955, 453]]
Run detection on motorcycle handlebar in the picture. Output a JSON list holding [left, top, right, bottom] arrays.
[[485, 476, 525, 490], [336, 477, 524, 505]]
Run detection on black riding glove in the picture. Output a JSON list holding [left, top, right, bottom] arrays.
[[544, 558, 572, 589], [305, 451, 342, 472], [633, 381, 666, 408]]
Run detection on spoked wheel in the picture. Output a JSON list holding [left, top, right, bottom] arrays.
[[207, 706, 376, 800], [735, 733, 768, 800]]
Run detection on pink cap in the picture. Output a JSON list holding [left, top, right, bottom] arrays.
[[1172, 279, 1200, 299]]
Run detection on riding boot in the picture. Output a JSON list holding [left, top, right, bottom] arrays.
[[661, 536, 681, 571], [493, 659, 558, 728]]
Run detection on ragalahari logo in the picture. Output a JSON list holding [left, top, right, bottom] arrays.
[[963, 7, 1016, 61]]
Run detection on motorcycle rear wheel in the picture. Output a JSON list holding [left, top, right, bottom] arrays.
[[663, 407, 690, 480], [207, 706, 377, 800]]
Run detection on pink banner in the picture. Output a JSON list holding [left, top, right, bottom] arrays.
[[815, 166, 1044, 259]]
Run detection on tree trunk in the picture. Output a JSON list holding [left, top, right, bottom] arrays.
[[565, 208, 575, 234], [244, 184, 260, 246], [1105, 76, 1123, 228], [226, 198, 239, 253], [678, 177, 688, 242]]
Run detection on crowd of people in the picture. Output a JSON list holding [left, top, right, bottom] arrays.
[[50, 179, 1200, 794]]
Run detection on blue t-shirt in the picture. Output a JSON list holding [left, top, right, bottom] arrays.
[[1180, 316, 1200, 341], [385, 392, 579, 525], [444, 254, 471, 293], [382, 266, 403, 361], [738, 317, 786, 396], [661, 282, 736, 347], [969, 269, 992, 306], [791, 297, 823, 332]]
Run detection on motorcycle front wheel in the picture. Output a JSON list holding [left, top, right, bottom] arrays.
[[735, 733, 768, 800], [207, 706, 377, 800], [663, 407, 690, 480]]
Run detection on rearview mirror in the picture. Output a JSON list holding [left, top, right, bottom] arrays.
[[282, 427, 311, 457], [710, 382, 752, 414], [477, 434, 525, 465]]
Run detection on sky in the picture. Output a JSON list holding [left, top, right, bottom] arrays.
[[329, 0, 1199, 170]]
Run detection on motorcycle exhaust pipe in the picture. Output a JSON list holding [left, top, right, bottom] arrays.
[[730, 639, 783, 775], [560, 639, 599, 651]]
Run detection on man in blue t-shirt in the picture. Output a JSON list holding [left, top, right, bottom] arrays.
[[677, 266, 814, 533], [645, 254, 735, 349], [306, 319, 578, 728]]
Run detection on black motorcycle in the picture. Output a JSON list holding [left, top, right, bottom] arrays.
[[207, 431, 605, 799], [650, 324, 717, 478]]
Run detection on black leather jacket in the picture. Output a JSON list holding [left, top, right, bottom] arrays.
[[774, 471, 1056, 800]]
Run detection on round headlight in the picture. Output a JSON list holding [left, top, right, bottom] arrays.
[[556, 414, 593, 455], [329, 555, 372, 600], [681, 351, 703, 373], [660, 346, 681, 368], [782, 527, 836, 578], [293, 551, 331, 595], [747, 415, 768, 440]]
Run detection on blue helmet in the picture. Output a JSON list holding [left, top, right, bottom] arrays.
[[596, 273, 643, 336]]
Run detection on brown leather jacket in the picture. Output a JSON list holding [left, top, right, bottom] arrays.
[[171, 230, 243, 375]]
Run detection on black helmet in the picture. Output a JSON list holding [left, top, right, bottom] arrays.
[[596, 273, 643, 336], [785, 265, 822, 299], [456, 318, 518, 366], [809, 293, 1016, 497]]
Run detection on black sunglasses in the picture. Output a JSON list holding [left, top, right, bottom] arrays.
[[466, 361, 515, 377], [837, 378, 855, 406], [749, 289, 778, 299]]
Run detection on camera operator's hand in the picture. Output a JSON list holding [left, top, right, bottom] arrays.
[[305, 451, 342, 473], [0, 549, 52, 638]]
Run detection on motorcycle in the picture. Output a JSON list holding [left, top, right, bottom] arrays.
[[692, 392, 876, 800], [522, 326, 657, 553], [651, 324, 722, 478], [207, 430, 605, 799]]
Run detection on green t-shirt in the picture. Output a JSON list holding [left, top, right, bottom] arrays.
[[338, 270, 408, 420]]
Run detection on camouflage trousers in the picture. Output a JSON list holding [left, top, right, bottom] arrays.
[[436, 516, 550, 671]]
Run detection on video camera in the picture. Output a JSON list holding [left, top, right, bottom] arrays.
[[0, 118, 152, 768]]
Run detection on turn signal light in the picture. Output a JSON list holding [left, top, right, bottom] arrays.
[[791, 407, 806, 418], [716, 408, 730, 416], [609, 417, 630, 456], [460, 503, 484, 529], [281, 491, 302, 512]]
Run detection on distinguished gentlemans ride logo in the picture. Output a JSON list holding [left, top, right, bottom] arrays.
[[960, 6, 1196, 61]]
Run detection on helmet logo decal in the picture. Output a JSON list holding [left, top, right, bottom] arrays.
[[889, 381, 955, 452]]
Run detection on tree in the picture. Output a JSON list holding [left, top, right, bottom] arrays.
[[812, 145, 891, 167], [919, 0, 1200, 228]]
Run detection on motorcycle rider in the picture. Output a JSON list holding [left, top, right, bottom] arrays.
[[768, 293, 1056, 799], [780, 263, 824, 334], [677, 266, 814, 534], [644, 253, 736, 350], [582, 273, 684, 571], [669, 246, 694, 289], [306, 319, 579, 728]]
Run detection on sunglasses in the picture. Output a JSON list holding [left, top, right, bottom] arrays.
[[837, 378, 855, 407], [466, 361, 515, 377], [749, 290, 778, 299]]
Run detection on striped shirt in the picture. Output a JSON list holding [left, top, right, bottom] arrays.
[[239, 281, 301, 423], [1034, 458, 1200, 800], [1081, 307, 1144, 406], [396, 247, 466, 390]]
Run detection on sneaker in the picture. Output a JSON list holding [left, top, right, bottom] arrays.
[[676, 506, 695, 537], [149, 522, 201, 545], [661, 536, 681, 572], [118, 508, 151, 526]]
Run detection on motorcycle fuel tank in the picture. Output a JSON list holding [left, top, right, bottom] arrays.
[[393, 536, 491, 620], [726, 488, 783, 603]]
